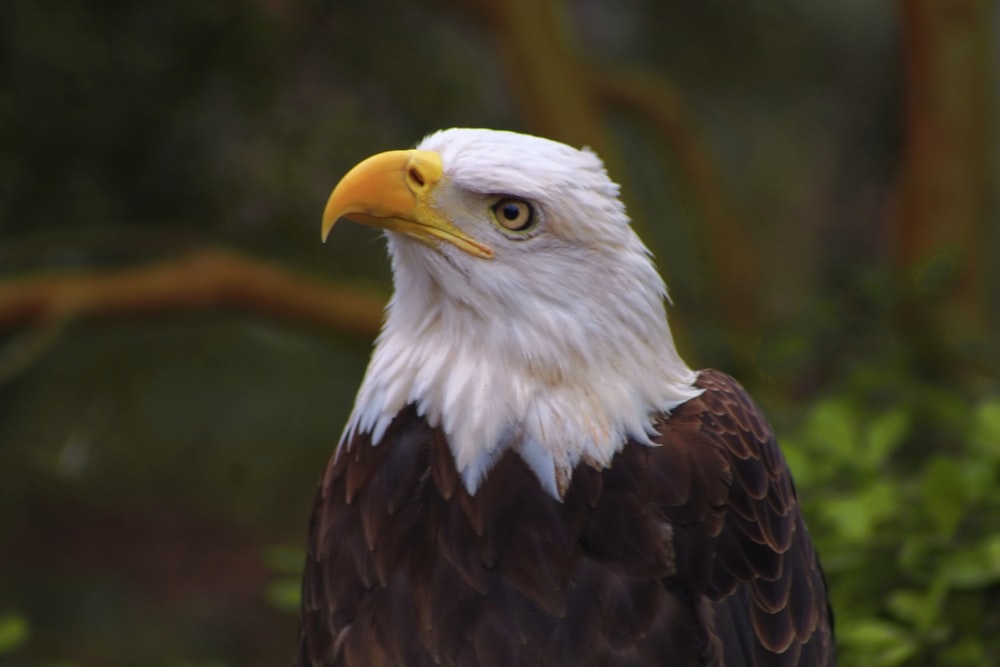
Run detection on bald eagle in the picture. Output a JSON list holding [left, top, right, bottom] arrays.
[[298, 129, 834, 666]]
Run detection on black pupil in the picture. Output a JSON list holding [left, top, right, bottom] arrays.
[[503, 203, 521, 220]]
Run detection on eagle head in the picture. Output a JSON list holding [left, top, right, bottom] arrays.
[[323, 128, 701, 497]]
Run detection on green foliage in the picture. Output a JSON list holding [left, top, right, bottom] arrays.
[[0, 613, 29, 655], [0, 0, 993, 665], [780, 368, 1000, 666], [263, 545, 305, 615]]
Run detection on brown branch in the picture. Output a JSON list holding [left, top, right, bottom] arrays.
[[481, 0, 611, 152], [897, 0, 994, 341], [0, 248, 386, 339], [592, 68, 759, 328], [452, 0, 759, 332]]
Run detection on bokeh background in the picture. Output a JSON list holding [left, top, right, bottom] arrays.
[[1, 1, 998, 665]]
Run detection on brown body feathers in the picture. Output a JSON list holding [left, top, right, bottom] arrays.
[[297, 370, 834, 666]]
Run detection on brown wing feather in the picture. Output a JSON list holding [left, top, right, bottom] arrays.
[[655, 369, 835, 665], [297, 370, 833, 666]]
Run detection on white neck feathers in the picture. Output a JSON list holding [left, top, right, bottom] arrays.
[[339, 233, 701, 498]]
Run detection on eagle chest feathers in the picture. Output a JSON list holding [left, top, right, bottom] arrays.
[[298, 129, 834, 666]]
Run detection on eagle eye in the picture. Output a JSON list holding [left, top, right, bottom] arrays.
[[491, 198, 535, 233]]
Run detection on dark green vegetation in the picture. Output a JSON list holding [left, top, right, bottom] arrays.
[[1, 1, 996, 665], [779, 332, 1000, 666]]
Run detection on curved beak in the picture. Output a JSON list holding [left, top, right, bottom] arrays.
[[321, 149, 493, 259]]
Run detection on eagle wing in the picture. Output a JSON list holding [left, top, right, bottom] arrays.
[[651, 369, 834, 665], [297, 369, 833, 666]]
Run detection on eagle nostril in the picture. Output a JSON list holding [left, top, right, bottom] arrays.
[[408, 166, 425, 188]]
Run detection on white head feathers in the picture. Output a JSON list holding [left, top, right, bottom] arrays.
[[337, 128, 702, 498]]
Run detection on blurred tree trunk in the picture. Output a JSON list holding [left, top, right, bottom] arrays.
[[897, 0, 995, 346], [479, 0, 612, 157], [456, 0, 760, 336]]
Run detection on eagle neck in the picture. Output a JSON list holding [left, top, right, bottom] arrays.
[[339, 237, 703, 499]]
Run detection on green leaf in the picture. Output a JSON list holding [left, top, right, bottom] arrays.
[[920, 456, 968, 537], [971, 396, 1000, 459], [0, 613, 29, 654], [839, 617, 918, 667], [886, 577, 948, 634], [265, 577, 301, 614], [940, 636, 992, 667], [939, 534, 1000, 589], [956, 457, 996, 504], [804, 398, 859, 463], [780, 436, 816, 487], [820, 480, 899, 544], [862, 408, 910, 470]]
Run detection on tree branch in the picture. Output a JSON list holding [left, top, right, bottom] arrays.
[[455, 0, 759, 332], [0, 248, 386, 339], [592, 67, 759, 327]]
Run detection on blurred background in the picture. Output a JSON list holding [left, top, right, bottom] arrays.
[[1, 1, 997, 665]]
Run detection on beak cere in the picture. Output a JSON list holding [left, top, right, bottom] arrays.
[[321, 149, 494, 259]]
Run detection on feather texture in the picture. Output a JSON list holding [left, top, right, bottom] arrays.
[[336, 128, 704, 498], [297, 370, 834, 666]]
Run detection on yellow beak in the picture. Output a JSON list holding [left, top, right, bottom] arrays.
[[321, 149, 494, 259]]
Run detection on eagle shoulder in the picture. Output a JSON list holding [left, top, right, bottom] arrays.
[[651, 368, 835, 666]]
